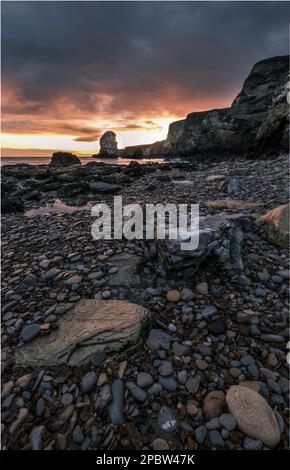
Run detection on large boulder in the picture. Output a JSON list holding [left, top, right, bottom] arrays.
[[150, 213, 244, 277], [49, 152, 81, 167], [226, 385, 281, 448], [15, 300, 151, 367], [98, 131, 119, 158], [259, 204, 289, 248]]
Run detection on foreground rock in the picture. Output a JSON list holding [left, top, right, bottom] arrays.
[[259, 204, 289, 248], [226, 385, 281, 448], [49, 152, 81, 167], [15, 300, 151, 367], [152, 213, 244, 276]]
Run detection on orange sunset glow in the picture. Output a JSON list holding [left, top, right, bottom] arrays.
[[2, 90, 234, 157], [2, 1, 287, 158], [2, 115, 180, 156]]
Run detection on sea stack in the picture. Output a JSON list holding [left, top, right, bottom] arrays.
[[99, 131, 119, 158]]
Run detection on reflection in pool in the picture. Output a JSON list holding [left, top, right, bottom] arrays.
[[25, 199, 94, 217]]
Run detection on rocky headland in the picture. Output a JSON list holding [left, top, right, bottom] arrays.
[[1, 54, 289, 451], [121, 56, 289, 159]]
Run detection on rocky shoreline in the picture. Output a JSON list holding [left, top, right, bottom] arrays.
[[1, 153, 289, 450]]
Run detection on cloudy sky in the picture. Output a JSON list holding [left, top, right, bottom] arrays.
[[2, 1, 290, 156]]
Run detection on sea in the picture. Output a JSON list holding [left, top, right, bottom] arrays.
[[1, 156, 165, 166]]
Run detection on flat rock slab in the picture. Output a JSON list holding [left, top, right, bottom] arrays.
[[206, 175, 225, 182], [15, 300, 151, 368], [108, 253, 143, 286], [205, 199, 263, 210], [172, 180, 193, 188]]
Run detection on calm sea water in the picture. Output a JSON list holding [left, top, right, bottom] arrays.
[[1, 156, 165, 166]]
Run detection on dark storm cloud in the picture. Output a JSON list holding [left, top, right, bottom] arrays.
[[2, 1, 290, 129]]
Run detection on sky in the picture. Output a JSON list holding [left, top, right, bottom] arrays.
[[2, 1, 290, 157]]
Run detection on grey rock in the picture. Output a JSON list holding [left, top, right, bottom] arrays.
[[109, 379, 125, 425], [39, 259, 50, 269], [148, 329, 172, 350], [238, 275, 251, 287], [219, 413, 237, 431], [159, 376, 178, 391], [168, 323, 177, 333], [243, 437, 263, 450], [126, 381, 147, 402], [185, 375, 200, 394], [72, 425, 84, 444], [89, 182, 120, 194], [42, 269, 60, 281], [206, 417, 221, 430], [30, 425, 45, 450], [137, 372, 154, 388], [61, 393, 73, 406], [201, 305, 218, 318], [209, 430, 225, 448], [158, 406, 178, 432], [178, 370, 188, 384], [16, 274, 38, 290], [181, 288, 195, 301], [222, 178, 246, 194], [152, 213, 244, 277], [108, 253, 143, 287], [179, 421, 194, 433], [35, 398, 45, 417], [148, 383, 163, 395], [240, 354, 255, 366], [271, 275, 283, 283], [260, 334, 284, 343], [195, 425, 207, 444], [172, 342, 190, 356], [257, 272, 269, 283], [248, 363, 259, 378], [9, 408, 28, 435], [21, 324, 41, 343], [101, 290, 111, 299], [81, 372, 97, 393], [158, 361, 174, 377]]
